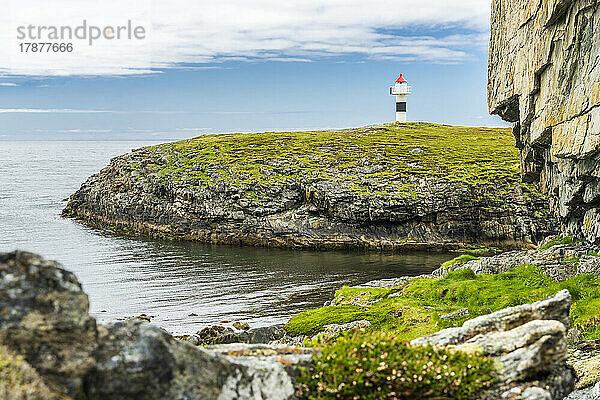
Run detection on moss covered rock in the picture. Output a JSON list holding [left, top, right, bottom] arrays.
[[63, 123, 557, 251]]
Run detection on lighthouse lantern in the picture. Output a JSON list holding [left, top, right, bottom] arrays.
[[390, 74, 412, 123]]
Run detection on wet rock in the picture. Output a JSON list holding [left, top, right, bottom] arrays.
[[411, 290, 575, 399], [197, 325, 235, 344], [127, 313, 154, 322], [0, 251, 97, 398], [233, 321, 250, 331], [173, 334, 200, 346], [203, 325, 287, 345]]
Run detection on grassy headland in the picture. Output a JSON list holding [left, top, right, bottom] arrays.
[[64, 122, 556, 250], [136, 122, 521, 196]]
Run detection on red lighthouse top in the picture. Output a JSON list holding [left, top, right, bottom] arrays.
[[395, 74, 407, 83]]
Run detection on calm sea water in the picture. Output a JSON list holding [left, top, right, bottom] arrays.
[[0, 141, 452, 334]]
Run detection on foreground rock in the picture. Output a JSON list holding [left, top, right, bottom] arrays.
[[0, 251, 97, 398], [0, 251, 311, 400], [1, 251, 591, 399], [62, 124, 557, 251], [489, 0, 600, 242], [412, 290, 576, 399]]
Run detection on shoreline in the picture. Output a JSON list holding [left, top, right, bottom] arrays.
[[62, 123, 558, 253]]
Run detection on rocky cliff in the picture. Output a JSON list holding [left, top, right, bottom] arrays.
[[63, 123, 557, 251], [488, 0, 600, 242]]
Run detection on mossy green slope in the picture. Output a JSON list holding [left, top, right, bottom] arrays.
[[286, 265, 600, 342], [141, 122, 520, 194]]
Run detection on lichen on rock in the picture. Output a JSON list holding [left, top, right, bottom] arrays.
[[489, 0, 600, 243]]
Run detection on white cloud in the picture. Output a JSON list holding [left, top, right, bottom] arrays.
[[0, 0, 491, 76], [0, 82, 18, 86], [0, 108, 308, 115], [0, 108, 180, 114], [0, 108, 114, 113]]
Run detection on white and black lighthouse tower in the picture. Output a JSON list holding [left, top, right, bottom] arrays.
[[390, 74, 412, 123]]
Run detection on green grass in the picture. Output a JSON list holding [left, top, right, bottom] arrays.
[[539, 235, 582, 250], [286, 265, 600, 342], [125, 123, 531, 198], [299, 331, 497, 400]]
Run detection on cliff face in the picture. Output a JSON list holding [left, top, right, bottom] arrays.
[[63, 124, 557, 251], [488, 0, 600, 242]]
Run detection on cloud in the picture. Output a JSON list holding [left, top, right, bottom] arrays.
[[0, 0, 491, 76], [0, 82, 18, 86], [0, 108, 115, 113], [0, 108, 309, 115], [0, 108, 181, 114]]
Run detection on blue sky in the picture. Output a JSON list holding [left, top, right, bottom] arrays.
[[0, 0, 508, 141]]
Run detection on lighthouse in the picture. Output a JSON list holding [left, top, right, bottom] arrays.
[[390, 74, 412, 123]]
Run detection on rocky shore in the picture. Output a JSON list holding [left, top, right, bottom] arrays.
[[62, 123, 557, 252], [2, 248, 600, 399]]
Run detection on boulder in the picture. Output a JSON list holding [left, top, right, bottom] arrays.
[[195, 324, 286, 345], [90, 320, 313, 400], [411, 290, 576, 399], [0, 251, 97, 398]]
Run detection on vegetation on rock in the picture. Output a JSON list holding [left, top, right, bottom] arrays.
[[298, 331, 497, 400], [136, 123, 521, 196], [286, 265, 600, 341]]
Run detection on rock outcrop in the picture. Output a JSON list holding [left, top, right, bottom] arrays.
[[0, 251, 312, 400], [435, 240, 600, 281], [488, 0, 600, 242], [62, 124, 557, 251], [411, 290, 576, 399]]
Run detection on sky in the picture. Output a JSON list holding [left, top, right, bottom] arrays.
[[0, 0, 509, 141]]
